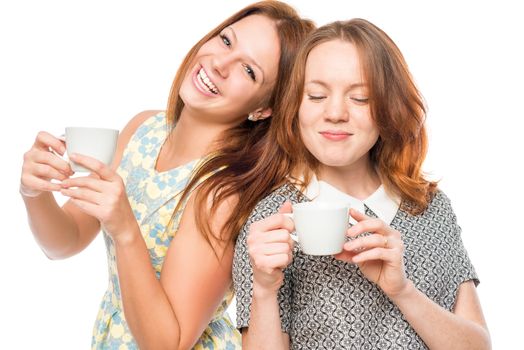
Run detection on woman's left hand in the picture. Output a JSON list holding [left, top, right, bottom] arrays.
[[334, 208, 409, 297], [60, 153, 138, 242]]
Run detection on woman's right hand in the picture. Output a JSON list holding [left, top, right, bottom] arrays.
[[20, 131, 74, 197], [247, 202, 295, 294]]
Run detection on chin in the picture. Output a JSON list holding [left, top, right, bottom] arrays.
[[314, 156, 346, 168], [322, 161, 350, 168]]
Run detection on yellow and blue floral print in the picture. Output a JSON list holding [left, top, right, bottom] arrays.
[[91, 112, 241, 349]]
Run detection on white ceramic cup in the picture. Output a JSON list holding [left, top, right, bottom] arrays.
[[285, 201, 350, 255], [65, 127, 119, 172]]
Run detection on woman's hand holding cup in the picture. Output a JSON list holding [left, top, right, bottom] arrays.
[[247, 201, 295, 295], [335, 208, 409, 297], [20, 131, 74, 198]]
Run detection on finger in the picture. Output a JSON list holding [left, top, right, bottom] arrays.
[[69, 153, 114, 180], [31, 163, 70, 182], [262, 229, 293, 244], [352, 247, 393, 264], [252, 213, 294, 233], [333, 250, 357, 263], [346, 217, 389, 238], [21, 176, 62, 193], [61, 176, 105, 193], [30, 151, 73, 176], [278, 201, 293, 214], [349, 208, 370, 222], [61, 187, 103, 205], [344, 234, 394, 252], [261, 254, 292, 270], [287, 233, 295, 250], [35, 131, 66, 155], [260, 242, 292, 256]]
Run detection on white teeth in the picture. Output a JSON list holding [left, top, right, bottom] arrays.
[[197, 68, 218, 94]]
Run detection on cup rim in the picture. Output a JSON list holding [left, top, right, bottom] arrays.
[[65, 126, 119, 133], [292, 201, 349, 211]]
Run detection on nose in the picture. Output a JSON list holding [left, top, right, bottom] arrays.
[[324, 95, 349, 123], [211, 52, 235, 79]]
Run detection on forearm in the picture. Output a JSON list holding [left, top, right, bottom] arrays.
[[113, 231, 181, 349], [243, 285, 288, 350], [390, 281, 490, 349], [22, 192, 80, 259]]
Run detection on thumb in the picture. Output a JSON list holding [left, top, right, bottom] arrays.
[[349, 208, 368, 222], [278, 201, 293, 214]]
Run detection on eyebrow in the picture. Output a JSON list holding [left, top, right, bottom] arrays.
[[225, 26, 265, 82], [306, 80, 367, 90]]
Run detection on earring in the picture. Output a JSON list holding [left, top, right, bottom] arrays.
[[248, 112, 257, 121]]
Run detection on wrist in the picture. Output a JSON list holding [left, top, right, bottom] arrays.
[[252, 280, 280, 300], [111, 225, 142, 247], [387, 280, 416, 302], [19, 183, 43, 198]]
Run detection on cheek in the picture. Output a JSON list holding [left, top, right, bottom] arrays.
[[298, 115, 319, 154], [227, 75, 257, 101], [196, 40, 218, 56], [363, 121, 380, 144], [298, 103, 319, 132]]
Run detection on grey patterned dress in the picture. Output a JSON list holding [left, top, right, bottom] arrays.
[[233, 183, 479, 349]]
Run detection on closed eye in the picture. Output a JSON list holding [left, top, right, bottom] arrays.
[[308, 95, 326, 101], [351, 97, 369, 104]]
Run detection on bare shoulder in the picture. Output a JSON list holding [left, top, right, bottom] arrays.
[[206, 188, 239, 243], [120, 110, 163, 141], [177, 186, 239, 253], [111, 110, 163, 169]]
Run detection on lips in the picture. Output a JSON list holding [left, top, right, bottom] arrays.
[[193, 66, 220, 96], [319, 130, 352, 141]]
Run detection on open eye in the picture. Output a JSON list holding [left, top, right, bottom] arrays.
[[243, 64, 256, 81], [219, 34, 231, 47]]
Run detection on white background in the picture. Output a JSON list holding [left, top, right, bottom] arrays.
[[1, 0, 522, 348]]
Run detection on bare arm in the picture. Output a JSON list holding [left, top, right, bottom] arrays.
[[114, 193, 237, 349], [337, 208, 491, 350], [389, 280, 490, 349], [58, 112, 235, 348], [242, 203, 294, 350], [242, 287, 290, 350], [20, 110, 159, 259]]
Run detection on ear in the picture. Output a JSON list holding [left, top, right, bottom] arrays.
[[255, 107, 272, 121]]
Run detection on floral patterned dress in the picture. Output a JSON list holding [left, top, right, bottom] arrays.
[[91, 112, 241, 349]]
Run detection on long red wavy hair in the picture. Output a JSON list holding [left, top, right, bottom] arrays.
[[169, 1, 315, 253]]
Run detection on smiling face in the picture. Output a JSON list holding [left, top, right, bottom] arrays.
[[179, 14, 280, 126], [298, 39, 379, 173]]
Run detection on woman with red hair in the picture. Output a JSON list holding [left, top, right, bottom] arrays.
[[234, 19, 490, 349]]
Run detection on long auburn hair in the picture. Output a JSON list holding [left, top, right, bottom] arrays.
[[274, 19, 437, 215], [168, 1, 315, 253]]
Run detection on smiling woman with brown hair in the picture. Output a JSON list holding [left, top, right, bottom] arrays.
[[19, 1, 314, 348]]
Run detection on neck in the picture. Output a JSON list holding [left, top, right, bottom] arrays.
[[157, 109, 231, 171], [317, 157, 381, 201]]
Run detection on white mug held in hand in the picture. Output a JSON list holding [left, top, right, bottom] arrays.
[[285, 201, 349, 255], [65, 127, 119, 172]]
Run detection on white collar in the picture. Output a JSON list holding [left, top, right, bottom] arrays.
[[302, 175, 400, 225]]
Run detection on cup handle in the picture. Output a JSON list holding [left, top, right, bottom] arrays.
[[50, 134, 66, 158], [52, 134, 70, 162], [282, 213, 298, 242]]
